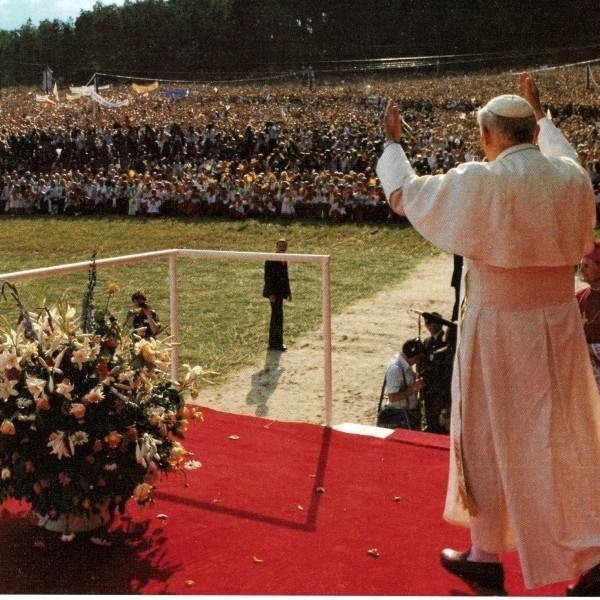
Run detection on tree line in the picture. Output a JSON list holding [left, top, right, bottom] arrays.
[[0, 0, 599, 87]]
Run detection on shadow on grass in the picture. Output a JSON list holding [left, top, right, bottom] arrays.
[[245, 349, 284, 417]]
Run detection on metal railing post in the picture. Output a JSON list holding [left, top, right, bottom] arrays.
[[169, 253, 180, 380], [322, 257, 333, 427]]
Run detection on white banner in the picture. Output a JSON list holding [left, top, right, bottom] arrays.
[[70, 85, 95, 96], [35, 94, 56, 104], [89, 90, 129, 108]]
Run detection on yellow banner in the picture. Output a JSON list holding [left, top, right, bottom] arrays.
[[132, 81, 159, 94]]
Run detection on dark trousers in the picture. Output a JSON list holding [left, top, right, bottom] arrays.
[[423, 393, 446, 434], [268, 296, 284, 349]]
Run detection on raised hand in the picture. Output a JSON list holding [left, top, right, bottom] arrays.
[[384, 100, 404, 143], [519, 72, 544, 118]]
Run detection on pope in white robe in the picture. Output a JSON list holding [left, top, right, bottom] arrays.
[[376, 72, 600, 591]]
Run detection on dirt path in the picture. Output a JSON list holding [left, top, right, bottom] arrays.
[[196, 253, 456, 426]]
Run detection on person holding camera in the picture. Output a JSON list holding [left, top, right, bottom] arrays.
[[378, 338, 425, 430], [126, 290, 162, 339]]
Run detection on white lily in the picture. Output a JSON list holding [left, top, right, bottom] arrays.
[[0, 350, 21, 373], [0, 377, 19, 401], [69, 430, 89, 446], [47, 431, 71, 459], [136, 433, 162, 468], [26, 376, 47, 400], [55, 378, 74, 400]]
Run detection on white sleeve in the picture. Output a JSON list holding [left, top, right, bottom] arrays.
[[537, 117, 580, 163], [376, 143, 415, 199]]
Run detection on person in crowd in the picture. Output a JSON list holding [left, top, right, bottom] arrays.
[[2, 69, 600, 224], [125, 291, 162, 338], [378, 338, 425, 430], [377, 71, 600, 594], [577, 240, 600, 389], [262, 238, 291, 352]]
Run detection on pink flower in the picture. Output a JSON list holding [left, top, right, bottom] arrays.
[[82, 386, 104, 404]]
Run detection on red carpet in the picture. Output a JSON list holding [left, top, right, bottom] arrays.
[[0, 407, 570, 595]]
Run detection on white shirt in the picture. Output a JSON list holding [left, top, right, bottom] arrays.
[[384, 353, 418, 410]]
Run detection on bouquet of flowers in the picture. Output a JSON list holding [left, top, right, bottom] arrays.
[[0, 259, 206, 537]]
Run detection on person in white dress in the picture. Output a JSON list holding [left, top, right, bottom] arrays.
[[377, 72, 600, 595]]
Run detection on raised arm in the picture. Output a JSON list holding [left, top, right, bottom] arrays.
[[376, 100, 417, 215], [519, 71, 580, 162]]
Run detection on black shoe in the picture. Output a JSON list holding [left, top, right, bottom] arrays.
[[440, 548, 507, 596], [269, 345, 286, 352], [567, 562, 600, 596]]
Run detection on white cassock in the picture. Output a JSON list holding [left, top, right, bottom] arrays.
[[377, 118, 600, 588]]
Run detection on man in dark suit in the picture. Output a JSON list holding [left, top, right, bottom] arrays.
[[421, 312, 453, 434], [263, 238, 291, 351], [423, 312, 446, 357]]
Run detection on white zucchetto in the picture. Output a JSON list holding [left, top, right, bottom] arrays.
[[483, 94, 534, 118]]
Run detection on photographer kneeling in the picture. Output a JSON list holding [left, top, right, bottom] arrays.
[[377, 338, 425, 430]]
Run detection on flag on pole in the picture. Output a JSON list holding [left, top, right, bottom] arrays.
[[132, 81, 159, 94]]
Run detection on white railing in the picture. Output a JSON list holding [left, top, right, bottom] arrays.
[[0, 249, 334, 426]]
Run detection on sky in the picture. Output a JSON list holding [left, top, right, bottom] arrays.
[[0, 0, 126, 31]]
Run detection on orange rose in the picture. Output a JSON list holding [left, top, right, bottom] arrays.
[[104, 431, 123, 449], [140, 345, 156, 364], [169, 441, 187, 467], [0, 420, 15, 435], [70, 403, 86, 420], [35, 396, 50, 411]]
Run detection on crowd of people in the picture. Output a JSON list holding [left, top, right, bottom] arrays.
[[0, 66, 599, 222]]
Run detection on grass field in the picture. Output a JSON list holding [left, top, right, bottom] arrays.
[[0, 216, 437, 378]]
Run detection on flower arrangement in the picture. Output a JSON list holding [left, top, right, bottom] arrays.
[[0, 259, 206, 538]]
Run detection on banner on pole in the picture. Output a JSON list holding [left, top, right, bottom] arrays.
[[164, 88, 190, 100], [70, 85, 95, 96], [89, 90, 129, 108], [132, 81, 159, 94], [35, 95, 56, 104]]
